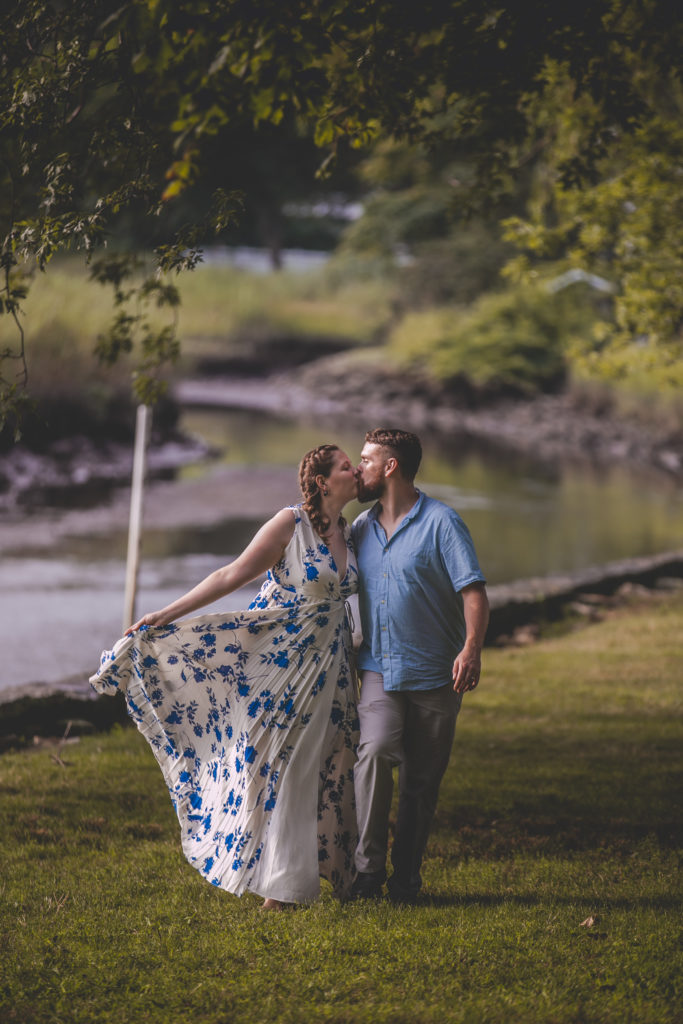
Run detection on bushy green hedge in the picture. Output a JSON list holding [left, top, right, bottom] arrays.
[[389, 285, 596, 396]]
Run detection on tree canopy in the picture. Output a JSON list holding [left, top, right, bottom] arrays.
[[2, 0, 681, 428]]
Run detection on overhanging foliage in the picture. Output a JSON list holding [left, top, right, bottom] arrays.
[[1, 1, 681, 430]]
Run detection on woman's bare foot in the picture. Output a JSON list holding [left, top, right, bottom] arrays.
[[261, 898, 285, 911]]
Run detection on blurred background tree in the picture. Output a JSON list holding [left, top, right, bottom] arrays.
[[339, 129, 516, 309]]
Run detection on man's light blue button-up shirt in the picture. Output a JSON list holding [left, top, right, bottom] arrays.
[[351, 491, 485, 692]]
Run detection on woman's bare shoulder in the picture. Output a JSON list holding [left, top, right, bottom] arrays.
[[268, 507, 297, 540]]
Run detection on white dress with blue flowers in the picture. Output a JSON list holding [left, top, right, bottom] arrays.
[[90, 506, 359, 903]]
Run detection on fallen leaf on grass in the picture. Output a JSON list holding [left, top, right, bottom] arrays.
[[579, 916, 595, 927]]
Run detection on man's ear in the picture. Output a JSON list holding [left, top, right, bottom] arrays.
[[384, 457, 398, 478]]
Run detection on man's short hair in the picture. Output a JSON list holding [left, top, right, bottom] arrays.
[[365, 428, 422, 481]]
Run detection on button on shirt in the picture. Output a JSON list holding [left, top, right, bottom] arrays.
[[352, 491, 485, 691]]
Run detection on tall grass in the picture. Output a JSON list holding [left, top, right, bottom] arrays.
[[174, 260, 392, 347], [1, 590, 680, 1023], [0, 263, 133, 397], [0, 256, 393, 396]]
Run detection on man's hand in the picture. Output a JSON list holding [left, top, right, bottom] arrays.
[[452, 582, 489, 693], [452, 646, 481, 694]]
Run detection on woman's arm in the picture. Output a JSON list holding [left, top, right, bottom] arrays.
[[127, 508, 296, 632]]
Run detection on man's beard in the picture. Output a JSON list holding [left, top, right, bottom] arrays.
[[357, 478, 384, 502]]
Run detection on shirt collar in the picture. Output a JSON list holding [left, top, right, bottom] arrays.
[[368, 489, 424, 524]]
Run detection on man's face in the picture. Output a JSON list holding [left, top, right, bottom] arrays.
[[356, 443, 389, 502]]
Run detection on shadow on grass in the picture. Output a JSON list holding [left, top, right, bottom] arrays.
[[421, 892, 683, 911], [428, 815, 683, 860], [434, 721, 683, 857]]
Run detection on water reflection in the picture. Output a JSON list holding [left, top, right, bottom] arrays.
[[180, 407, 683, 583], [179, 408, 365, 472]]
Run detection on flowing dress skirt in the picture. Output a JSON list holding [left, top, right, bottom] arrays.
[[90, 507, 359, 902]]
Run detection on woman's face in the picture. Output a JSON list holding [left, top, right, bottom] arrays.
[[324, 449, 358, 504]]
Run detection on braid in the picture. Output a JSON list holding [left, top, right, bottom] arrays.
[[298, 444, 340, 541]]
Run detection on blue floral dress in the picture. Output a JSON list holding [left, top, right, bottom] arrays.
[[90, 506, 359, 903]]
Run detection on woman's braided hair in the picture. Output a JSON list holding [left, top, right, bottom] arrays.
[[298, 444, 343, 541]]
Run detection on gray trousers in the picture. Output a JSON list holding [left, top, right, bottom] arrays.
[[354, 670, 462, 897]]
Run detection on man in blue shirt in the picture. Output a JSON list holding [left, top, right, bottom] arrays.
[[350, 428, 489, 903]]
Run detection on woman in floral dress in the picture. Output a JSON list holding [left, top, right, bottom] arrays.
[[90, 445, 359, 909]]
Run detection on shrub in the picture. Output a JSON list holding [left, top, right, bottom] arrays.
[[389, 286, 596, 396]]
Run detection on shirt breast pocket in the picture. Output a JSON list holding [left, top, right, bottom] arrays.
[[400, 550, 434, 586]]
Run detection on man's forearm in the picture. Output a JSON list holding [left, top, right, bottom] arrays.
[[461, 582, 489, 651]]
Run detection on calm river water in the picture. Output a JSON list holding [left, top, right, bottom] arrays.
[[2, 405, 683, 693]]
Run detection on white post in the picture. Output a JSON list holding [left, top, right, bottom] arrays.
[[122, 404, 151, 633]]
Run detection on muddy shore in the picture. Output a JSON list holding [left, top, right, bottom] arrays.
[[178, 356, 683, 481], [255, 354, 683, 477]]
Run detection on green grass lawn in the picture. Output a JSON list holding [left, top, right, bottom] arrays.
[[1, 592, 681, 1023]]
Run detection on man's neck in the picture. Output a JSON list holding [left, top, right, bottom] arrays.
[[376, 483, 419, 537]]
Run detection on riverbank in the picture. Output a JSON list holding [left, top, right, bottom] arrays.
[[5, 254, 682, 509], [2, 546, 681, 750], [178, 355, 683, 479]]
